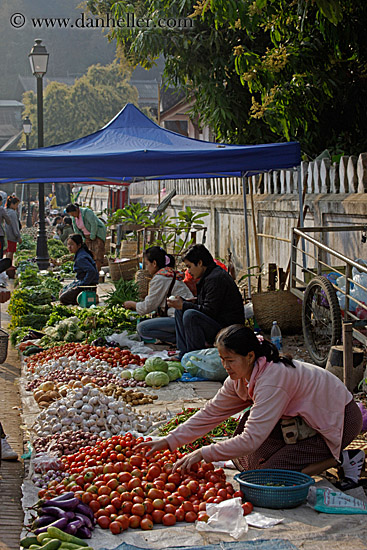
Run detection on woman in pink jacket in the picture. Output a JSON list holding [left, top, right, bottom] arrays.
[[138, 325, 364, 490]]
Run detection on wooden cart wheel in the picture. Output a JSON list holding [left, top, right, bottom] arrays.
[[302, 276, 342, 367]]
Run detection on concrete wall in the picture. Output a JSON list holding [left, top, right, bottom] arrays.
[[129, 192, 367, 276]]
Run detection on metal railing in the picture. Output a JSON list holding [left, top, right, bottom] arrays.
[[289, 225, 367, 347]]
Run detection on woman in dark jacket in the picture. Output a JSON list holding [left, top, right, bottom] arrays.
[[59, 234, 99, 305]]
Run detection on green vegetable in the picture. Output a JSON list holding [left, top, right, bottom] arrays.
[[166, 361, 184, 374], [105, 279, 139, 307], [39, 541, 61, 550], [46, 527, 88, 547], [167, 366, 182, 381], [133, 367, 147, 381], [184, 360, 197, 375], [23, 345, 43, 356], [21, 536, 39, 548], [145, 371, 170, 387], [120, 370, 132, 379], [145, 356, 168, 373]]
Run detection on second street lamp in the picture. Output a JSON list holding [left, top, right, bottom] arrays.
[[28, 39, 49, 270], [22, 117, 33, 228]]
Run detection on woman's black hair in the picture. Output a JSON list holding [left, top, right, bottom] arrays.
[[68, 233, 94, 258], [52, 216, 62, 226], [6, 196, 20, 208], [65, 203, 79, 213], [182, 244, 215, 267], [63, 216, 72, 226], [215, 324, 296, 367], [144, 246, 175, 269]]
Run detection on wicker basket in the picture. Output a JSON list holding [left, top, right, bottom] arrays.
[[252, 290, 302, 334], [0, 329, 9, 364], [109, 258, 139, 282], [134, 269, 153, 300], [120, 240, 138, 258]]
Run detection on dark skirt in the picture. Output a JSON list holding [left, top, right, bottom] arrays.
[[232, 399, 363, 471]]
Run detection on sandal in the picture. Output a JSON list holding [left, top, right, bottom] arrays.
[[335, 477, 360, 491]]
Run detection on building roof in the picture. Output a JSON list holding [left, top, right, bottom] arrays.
[[0, 100, 23, 108], [18, 75, 77, 94]]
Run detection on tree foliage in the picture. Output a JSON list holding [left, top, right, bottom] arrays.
[[22, 61, 139, 148], [86, 0, 367, 157]]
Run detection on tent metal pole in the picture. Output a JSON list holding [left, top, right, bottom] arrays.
[[297, 166, 307, 277], [242, 175, 252, 299]]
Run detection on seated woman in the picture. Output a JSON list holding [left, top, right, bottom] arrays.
[[124, 246, 193, 344], [60, 217, 74, 244], [59, 234, 99, 305], [136, 325, 364, 490]]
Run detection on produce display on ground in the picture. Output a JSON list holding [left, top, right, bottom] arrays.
[[25, 433, 246, 539]]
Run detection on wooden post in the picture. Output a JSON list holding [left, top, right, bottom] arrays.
[[343, 322, 354, 391], [249, 175, 262, 292], [268, 263, 277, 291]]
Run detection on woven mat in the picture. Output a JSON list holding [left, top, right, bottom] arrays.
[[105, 540, 298, 550]]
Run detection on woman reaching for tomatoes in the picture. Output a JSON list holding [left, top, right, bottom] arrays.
[[136, 325, 364, 491]]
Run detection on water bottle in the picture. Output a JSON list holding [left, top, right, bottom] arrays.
[[271, 321, 282, 351]]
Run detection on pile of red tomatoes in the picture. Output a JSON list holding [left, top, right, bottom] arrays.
[[39, 434, 247, 535], [26, 343, 145, 371]]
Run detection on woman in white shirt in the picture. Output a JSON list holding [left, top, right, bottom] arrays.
[[124, 246, 193, 344]]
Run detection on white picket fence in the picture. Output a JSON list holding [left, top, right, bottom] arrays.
[[130, 153, 367, 196]]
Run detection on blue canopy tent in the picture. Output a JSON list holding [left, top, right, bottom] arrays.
[[0, 103, 302, 292]]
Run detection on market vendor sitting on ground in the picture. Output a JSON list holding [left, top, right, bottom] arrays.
[[137, 325, 365, 491], [59, 234, 99, 305], [59, 216, 74, 244], [167, 244, 245, 360], [65, 203, 106, 272], [123, 246, 193, 344]]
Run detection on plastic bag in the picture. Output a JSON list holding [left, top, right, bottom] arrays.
[[181, 348, 228, 382], [32, 453, 64, 473], [195, 497, 248, 539], [307, 486, 367, 514]]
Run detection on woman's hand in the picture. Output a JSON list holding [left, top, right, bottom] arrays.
[[134, 438, 169, 456], [173, 449, 203, 474], [124, 300, 136, 310], [167, 296, 183, 310]]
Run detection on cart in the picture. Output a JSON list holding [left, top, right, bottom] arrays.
[[289, 224, 367, 367]]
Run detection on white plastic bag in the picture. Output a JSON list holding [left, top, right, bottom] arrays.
[[195, 497, 248, 539], [182, 348, 228, 381]]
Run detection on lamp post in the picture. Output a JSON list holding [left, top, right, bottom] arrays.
[[28, 39, 49, 270], [22, 116, 33, 228]]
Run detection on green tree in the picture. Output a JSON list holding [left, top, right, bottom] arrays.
[[86, 0, 367, 157], [21, 61, 139, 147]]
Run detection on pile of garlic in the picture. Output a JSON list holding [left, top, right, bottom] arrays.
[[33, 385, 154, 439]]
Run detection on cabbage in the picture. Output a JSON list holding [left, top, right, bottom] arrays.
[[166, 361, 184, 375], [121, 370, 132, 380], [167, 366, 182, 381], [184, 360, 198, 375], [145, 356, 168, 373], [145, 371, 170, 387], [133, 368, 147, 381]]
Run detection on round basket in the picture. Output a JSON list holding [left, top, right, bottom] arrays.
[[134, 269, 153, 300], [234, 469, 314, 509], [109, 258, 139, 282], [252, 290, 302, 334], [0, 329, 9, 364]]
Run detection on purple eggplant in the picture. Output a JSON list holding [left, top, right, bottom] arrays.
[[76, 526, 92, 539], [40, 506, 75, 520], [75, 513, 92, 530], [43, 497, 79, 511], [34, 517, 68, 535], [32, 515, 55, 529], [65, 518, 83, 535], [74, 502, 95, 523], [47, 492, 75, 502]]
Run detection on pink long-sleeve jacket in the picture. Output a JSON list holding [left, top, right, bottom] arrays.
[[165, 357, 353, 462]]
